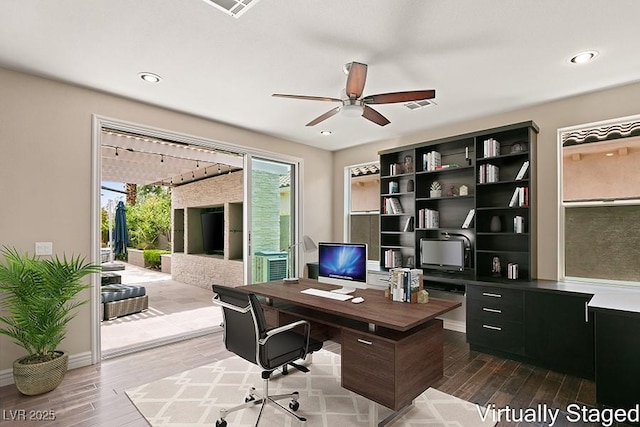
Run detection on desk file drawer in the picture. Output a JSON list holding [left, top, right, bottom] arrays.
[[341, 329, 395, 409], [467, 317, 524, 355], [467, 285, 523, 309], [466, 296, 523, 322]]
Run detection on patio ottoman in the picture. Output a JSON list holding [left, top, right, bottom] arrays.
[[101, 284, 149, 320]]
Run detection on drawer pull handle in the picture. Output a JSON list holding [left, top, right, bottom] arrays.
[[482, 324, 502, 331], [482, 292, 502, 298], [357, 339, 373, 345], [483, 308, 502, 314]]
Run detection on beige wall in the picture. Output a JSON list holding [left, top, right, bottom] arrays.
[[0, 67, 332, 373], [332, 81, 640, 281]]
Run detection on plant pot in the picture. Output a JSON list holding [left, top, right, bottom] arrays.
[[13, 351, 68, 395], [430, 190, 442, 198]]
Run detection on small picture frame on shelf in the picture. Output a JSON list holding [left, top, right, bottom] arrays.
[[404, 156, 413, 173]]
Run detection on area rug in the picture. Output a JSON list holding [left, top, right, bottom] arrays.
[[126, 349, 495, 426]]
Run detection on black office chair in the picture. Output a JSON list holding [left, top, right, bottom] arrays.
[[212, 284, 323, 427]]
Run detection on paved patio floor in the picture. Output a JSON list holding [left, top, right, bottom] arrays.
[[100, 262, 223, 357]]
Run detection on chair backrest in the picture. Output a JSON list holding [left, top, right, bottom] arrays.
[[212, 285, 267, 365]]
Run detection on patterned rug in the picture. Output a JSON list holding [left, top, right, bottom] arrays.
[[126, 350, 495, 426]]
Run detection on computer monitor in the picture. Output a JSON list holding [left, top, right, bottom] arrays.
[[318, 242, 368, 290]]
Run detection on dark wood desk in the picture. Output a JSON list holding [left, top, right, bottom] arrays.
[[241, 279, 461, 423]]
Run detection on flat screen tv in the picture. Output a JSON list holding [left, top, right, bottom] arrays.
[[318, 242, 368, 290], [420, 238, 465, 272]]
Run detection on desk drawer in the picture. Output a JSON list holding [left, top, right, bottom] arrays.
[[341, 329, 395, 409], [467, 316, 524, 355], [467, 297, 523, 322], [467, 285, 523, 307]]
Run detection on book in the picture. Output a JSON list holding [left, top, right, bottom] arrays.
[[388, 197, 404, 214], [389, 181, 399, 194], [509, 187, 521, 207], [462, 209, 475, 229], [403, 216, 414, 232], [515, 161, 529, 180]]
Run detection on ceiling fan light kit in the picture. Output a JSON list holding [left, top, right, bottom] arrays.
[[273, 61, 435, 127]]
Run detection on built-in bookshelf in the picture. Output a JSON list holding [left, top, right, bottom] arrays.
[[379, 121, 538, 283]]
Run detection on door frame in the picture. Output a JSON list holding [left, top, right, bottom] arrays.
[[91, 115, 303, 362]]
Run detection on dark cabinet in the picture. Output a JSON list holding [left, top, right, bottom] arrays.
[[525, 292, 594, 379], [594, 310, 640, 409], [467, 285, 524, 355], [467, 284, 594, 379]]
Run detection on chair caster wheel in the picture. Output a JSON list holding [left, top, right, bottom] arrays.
[[245, 395, 256, 403], [216, 419, 227, 427], [289, 401, 300, 411]]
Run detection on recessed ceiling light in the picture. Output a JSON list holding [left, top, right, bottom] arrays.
[[320, 130, 332, 136], [570, 51, 598, 64], [138, 72, 162, 83], [605, 152, 614, 157]]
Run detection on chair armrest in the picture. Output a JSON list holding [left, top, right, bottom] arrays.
[[262, 320, 309, 341], [211, 294, 251, 314], [259, 319, 312, 356]]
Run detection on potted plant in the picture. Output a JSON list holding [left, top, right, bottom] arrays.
[[0, 247, 99, 395], [430, 181, 442, 198]]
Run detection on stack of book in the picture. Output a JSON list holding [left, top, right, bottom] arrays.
[[384, 250, 403, 268], [389, 268, 423, 303], [422, 151, 442, 171], [389, 163, 403, 175], [513, 215, 525, 233], [417, 208, 439, 229], [478, 163, 500, 183], [483, 138, 500, 157], [508, 187, 529, 207], [383, 197, 404, 214]]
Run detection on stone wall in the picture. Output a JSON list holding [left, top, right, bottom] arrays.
[[171, 171, 244, 287], [172, 170, 243, 209], [171, 253, 244, 289], [251, 170, 281, 252]]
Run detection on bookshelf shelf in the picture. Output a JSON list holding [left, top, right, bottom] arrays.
[[379, 121, 537, 280]]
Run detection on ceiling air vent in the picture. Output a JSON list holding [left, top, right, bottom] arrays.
[[202, 0, 260, 18], [404, 99, 437, 110]]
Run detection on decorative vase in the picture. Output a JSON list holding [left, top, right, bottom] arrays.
[[407, 179, 414, 193], [430, 190, 442, 198], [489, 215, 502, 232], [13, 351, 68, 395]]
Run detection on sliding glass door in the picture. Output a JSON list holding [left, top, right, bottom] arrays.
[[246, 157, 298, 284]]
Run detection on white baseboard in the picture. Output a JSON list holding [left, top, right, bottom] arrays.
[[0, 351, 94, 388], [442, 318, 466, 334]]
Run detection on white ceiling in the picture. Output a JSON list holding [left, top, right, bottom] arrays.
[[2, 1, 640, 151]]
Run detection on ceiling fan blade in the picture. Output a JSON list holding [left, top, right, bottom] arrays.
[[362, 105, 390, 127], [345, 62, 368, 99], [306, 106, 341, 126], [362, 90, 436, 105], [273, 94, 343, 102]]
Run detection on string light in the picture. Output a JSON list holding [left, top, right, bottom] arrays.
[[115, 148, 119, 156], [204, 167, 208, 176], [196, 160, 199, 168], [160, 155, 164, 163], [218, 164, 221, 174]]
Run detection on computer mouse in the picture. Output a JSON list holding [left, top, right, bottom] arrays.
[[351, 297, 364, 304]]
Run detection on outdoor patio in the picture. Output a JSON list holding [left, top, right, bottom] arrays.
[[100, 262, 223, 357]]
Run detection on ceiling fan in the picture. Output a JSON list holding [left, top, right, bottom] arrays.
[[272, 61, 435, 127]]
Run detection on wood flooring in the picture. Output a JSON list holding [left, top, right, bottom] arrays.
[[0, 330, 602, 427]]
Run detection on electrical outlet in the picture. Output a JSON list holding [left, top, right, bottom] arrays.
[[35, 242, 53, 256]]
